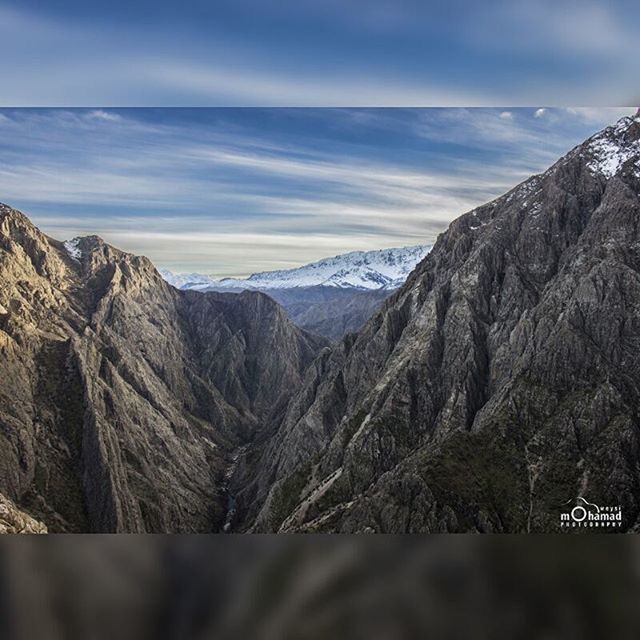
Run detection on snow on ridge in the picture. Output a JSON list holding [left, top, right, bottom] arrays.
[[64, 238, 82, 261], [159, 244, 433, 292], [586, 115, 640, 179], [244, 244, 431, 290]]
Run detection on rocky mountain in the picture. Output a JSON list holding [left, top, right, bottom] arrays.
[[232, 113, 640, 533], [0, 205, 327, 532], [161, 246, 432, 340]]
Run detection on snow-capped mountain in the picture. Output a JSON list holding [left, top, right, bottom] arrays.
[[160, 244, 432, 292]]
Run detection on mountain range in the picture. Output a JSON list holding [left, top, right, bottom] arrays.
[[160, 245, 432, 291], [1, 113, 640, 532], [160, 245, 432, 340]]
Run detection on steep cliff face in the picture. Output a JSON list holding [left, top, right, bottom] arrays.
[[243, 115, 640, 533], [0, 206, 326, 532], [182, 290, 327, 424]]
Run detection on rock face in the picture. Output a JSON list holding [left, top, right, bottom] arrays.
[[239, 114, 640, 533], [0, 206, 327, 532], [162, 284, 393, 341]]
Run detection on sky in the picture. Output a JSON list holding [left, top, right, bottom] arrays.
[[0, 1, 638, 106], [0, 107, 633, 276], [0, 1, 637, 275]]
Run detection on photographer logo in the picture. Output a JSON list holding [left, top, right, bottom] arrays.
[[560, 497, 622, 529]]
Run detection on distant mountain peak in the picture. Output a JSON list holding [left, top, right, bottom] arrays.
[[161, 244, 433, 292]]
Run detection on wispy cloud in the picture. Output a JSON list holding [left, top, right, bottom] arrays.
[[86, 110, 122, 122], [563, 107, 634, 124]]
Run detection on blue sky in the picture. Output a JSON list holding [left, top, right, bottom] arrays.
[[0, 107, 633, 276], [0, 1, 637, 106]]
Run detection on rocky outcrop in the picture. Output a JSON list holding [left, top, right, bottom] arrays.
[[0, 206, 327, 532], [241, 114, 640, 533], [0, 493, 47, 533]]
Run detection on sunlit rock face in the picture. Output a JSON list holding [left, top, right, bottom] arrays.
[[0, 493, 47, 533]]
